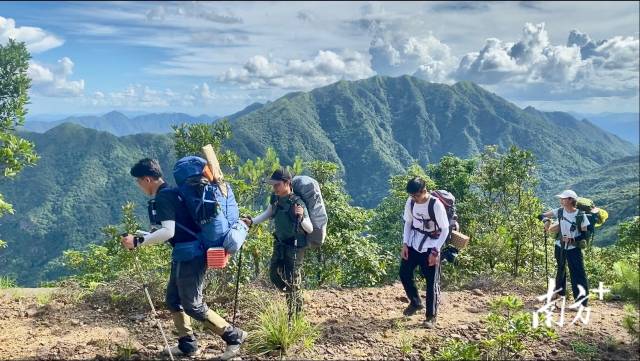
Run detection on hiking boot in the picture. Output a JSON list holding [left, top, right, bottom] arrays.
[[403, 303, 424, 316], [218, 326, 248, 361], [164, 345, 201, 357], [423, 316, 437, 329], [164, 335, 200, 357]]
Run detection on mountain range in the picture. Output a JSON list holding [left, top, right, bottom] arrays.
[[22, 111, 218, 136], [225, 76, 636, 206], [2, 75, 637, 285]]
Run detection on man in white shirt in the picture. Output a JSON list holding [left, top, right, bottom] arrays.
[[399, 177, 449, 328]]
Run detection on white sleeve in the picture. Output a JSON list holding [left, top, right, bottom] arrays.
[[140, 220, 174, 247], [301, 215, 313, 234], [403, 198, 412, 245], [581, 213, 590, 231], [434, 200, 450, 251], [252, 205, 273, 225]]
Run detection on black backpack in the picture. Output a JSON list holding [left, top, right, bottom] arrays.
[[410, 190, 458, 235]]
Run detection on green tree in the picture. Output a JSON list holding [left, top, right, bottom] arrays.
[[172, 119, 237, 169], [303, 160, 386, 287], [0, 39, 38, 248], [464, 146, 542, 277]]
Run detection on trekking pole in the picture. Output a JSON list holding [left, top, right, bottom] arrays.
[[232, 246, 243, 326], [559, 237, 569, 300], [543, 220, 549, 286], [128, 246, 174, 361]]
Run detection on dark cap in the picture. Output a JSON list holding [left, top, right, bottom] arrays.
[[267, 168, 292, 184]]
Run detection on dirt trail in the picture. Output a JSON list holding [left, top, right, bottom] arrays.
[[0, 283, 637, 360]]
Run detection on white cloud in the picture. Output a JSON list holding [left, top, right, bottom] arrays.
[[28, 57, 85, 97], [145, 3, 242, 24], [86, 82, 245, 109], [369, 32, 458, 82], [221, 50, 375, 90], [454, 22, 639, 100], [0, 16, 63, 53]]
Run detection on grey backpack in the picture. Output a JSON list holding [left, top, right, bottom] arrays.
[[291, 175, 328, 248]]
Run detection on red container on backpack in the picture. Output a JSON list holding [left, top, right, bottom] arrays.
[[207, 247, 229, 269]]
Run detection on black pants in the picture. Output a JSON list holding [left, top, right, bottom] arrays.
[[399, 246, 440, 318], [554, 244, 589, 307], [269, 240, 306, 315]]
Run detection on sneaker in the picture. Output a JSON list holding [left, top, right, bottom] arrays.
[[403, 303, 424, 316], [218, 329, 248, 361], [423, 316, 437, 329]]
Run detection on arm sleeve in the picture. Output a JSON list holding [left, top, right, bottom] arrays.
[[581, 213, 590, 231], [297, 200, 313, 234], [543, 209, 555, 218], [403, 198, 412, 245], [434, 201, 450, 251], [140, 220, 174, 247], [252, 205, 273, 225], [301, 215, 313, 233]]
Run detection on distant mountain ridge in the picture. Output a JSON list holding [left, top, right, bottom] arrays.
[[570, 112, 639, 145], [22, 111, 218, 136]]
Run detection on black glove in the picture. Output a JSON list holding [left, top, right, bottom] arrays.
[[537, 213, 545, 221]]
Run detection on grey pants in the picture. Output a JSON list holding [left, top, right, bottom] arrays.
[[166, 254, 209, 321]]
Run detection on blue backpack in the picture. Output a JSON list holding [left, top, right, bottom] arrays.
[[173, 156, 246, 253]]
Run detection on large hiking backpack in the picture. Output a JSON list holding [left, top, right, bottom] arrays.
[[409, 190, 463, 262], [576, 197, 608, 230], [410, 190, 458, 234], [291, 175, 328, 248], [173, 156, 247, 254], [554, 197, 608, 246]]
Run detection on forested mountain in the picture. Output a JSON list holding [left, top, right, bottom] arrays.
[[225, 75, 636, 206], [1, 76, 637, 285]]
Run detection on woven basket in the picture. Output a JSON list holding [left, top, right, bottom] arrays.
[[450, 230, 470, 249]]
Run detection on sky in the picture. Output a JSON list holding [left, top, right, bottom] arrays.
[[1, 1, 638, 118]]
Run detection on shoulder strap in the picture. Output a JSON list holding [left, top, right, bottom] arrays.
[[410, 199, 415, 215], [428, 197, 439, 230], [576, 210, 585, 233]]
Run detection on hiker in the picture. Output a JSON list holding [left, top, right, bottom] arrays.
[[399, 177, 450, 328], [241, 168, 313, 315], [120, 158, 247, 359], [539, 189, 590, 307]]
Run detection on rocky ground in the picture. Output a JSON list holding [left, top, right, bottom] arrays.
[[0, 283, 637, 360]]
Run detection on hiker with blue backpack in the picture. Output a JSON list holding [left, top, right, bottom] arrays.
[[241, 168, 315, 316], [121, 158, 247, 360], [399, 177, 450, 329], [538, 189, 590, 307]]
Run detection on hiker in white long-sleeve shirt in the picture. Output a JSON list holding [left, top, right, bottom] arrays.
[[399, 177, 449, 328]]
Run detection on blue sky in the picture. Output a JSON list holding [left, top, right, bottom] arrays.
[[1, 1, 638, 118]]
